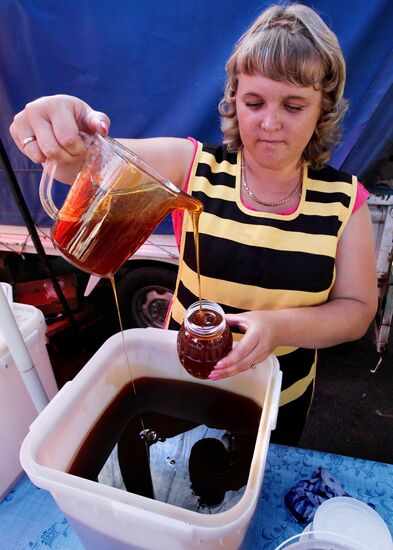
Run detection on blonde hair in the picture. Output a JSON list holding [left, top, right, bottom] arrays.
[[218, 3, 348, 168]]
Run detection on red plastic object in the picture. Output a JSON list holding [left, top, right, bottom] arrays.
[[13, 274, 79, 315]]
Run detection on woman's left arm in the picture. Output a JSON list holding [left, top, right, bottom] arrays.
[[211, 203, 378, 379]]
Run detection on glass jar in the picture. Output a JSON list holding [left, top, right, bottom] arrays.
[[177, 300, 233, 379]]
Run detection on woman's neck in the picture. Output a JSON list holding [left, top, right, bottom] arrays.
[[240, 150, 303, 213], [243, 150, 301, 184]]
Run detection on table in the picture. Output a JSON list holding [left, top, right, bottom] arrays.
[[241, 445, 393, 548], [1, 444, 392, 550]]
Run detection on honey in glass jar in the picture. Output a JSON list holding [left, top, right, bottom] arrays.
[[177, 300, 233, 379]]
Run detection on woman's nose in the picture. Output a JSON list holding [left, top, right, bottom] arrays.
[[261, 109, 281, 131]]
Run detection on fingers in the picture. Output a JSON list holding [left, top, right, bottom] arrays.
[[208, 355, 261, 380], [208, 331, 261, 380], [9, 94, 111, 165], [209, 360, 258, 380], [82, 107, 110, 137], [208, 310, 276, 380], [10, 111, 41, 160]]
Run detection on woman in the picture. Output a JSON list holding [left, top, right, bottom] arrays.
[[10, 4, 377, 444]]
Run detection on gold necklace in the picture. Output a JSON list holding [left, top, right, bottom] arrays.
[[241, 154, 303, 207]]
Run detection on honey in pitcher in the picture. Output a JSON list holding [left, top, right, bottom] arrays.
[[177, 300, 233, 379], [51, 166, 202, 278]]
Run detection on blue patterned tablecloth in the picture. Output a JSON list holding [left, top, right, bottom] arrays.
[[1, 444, 392, 550], [241, 445, 393, 549]]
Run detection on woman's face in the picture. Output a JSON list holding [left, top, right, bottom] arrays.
[[236, 73, 322, 171]]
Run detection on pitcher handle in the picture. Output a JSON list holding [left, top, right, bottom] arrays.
[[39, 159, 59, 220]]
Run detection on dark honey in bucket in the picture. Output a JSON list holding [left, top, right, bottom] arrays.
[[177, 300, 233, 379], [67, 377, 261, 510]]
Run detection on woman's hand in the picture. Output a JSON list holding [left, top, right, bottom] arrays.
[[208, 310, 279, 380], [9, 94, 110, 181]]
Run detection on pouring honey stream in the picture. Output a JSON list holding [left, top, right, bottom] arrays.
[[39, 134, 205, 459]]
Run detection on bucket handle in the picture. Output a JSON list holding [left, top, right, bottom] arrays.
[[266, 357, 282, 431]]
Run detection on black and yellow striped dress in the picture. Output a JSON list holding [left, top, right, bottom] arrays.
[[168, 142, 357, 444]]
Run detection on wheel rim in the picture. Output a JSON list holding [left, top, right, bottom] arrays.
[[131, 285, 174, 328]]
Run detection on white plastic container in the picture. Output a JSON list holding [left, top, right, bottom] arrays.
[[0, 282, 13, 306], [312, 497, 392, 550], [20, 328, 281, 550], [280, 496, 393, 550], [0, 300, 58, 499], [276, 531, 369, 550]]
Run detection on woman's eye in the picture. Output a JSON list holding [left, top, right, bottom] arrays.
[[245, 102, 263, 109], [285, 104, 304, 112]]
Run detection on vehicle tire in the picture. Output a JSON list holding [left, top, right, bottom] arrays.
[[116, 265, 177, 329]]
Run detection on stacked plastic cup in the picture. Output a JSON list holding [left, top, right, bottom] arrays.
[[276, 496, 392, 550]]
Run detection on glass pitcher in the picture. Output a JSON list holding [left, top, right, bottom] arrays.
[[39, 134, 202, 278]]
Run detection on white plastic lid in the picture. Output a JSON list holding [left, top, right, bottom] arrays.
[[276, 530, 365, 550], [313, 497, 392, 550], [0, 282, 13, 305], [0, 302, 46, 362]]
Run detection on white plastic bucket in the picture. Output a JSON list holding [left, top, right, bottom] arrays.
[[0, 282, 13, 306], [0, 300, 58, 499], [20, 328, 282, 550]]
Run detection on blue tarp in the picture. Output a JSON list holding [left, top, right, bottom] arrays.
[[1, 0, 392, 229]]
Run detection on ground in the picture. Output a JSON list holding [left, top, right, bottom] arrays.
[[300, 326, 393, 464]]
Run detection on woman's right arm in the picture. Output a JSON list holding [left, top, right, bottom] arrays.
[[9, 94, 194, 188]]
